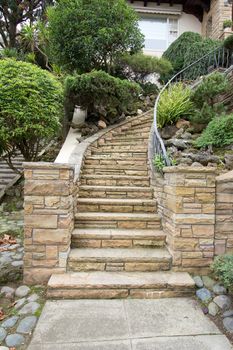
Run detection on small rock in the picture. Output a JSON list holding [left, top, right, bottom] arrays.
[[15, 298, 26, 310], [11, 260, 23, 267], [27, 293, 39, 302], [8, 244, 20, 251], [137, 109, 143, 115], [165, 139, 189, 150], [223, 317, 233, 333], [213, 284, 227, 295], [208, 302, 219, 316], [223, 310, 233, 318], [202, 276, 215, 290], [15, 285, 30, 298], [98, 120, 107, 129], [1, 286, 14, 297], [179, 157, 192, 165], [202, 306, 209, 314], [5, 333, 25, 347], [16, 316, 37, 334], [176, 119, 190, 129], [18, 302, 40, 315], [225, 154, 233, 170], [1, 316, 19, 329], [160, 125, 178, 139], [191, 162, 203, 167], [196, 288, 212, 303], [193, 276, 203, 288], [0, 327, 7, 342], [213, 295, 232, 311], [181, 132, 192, 140]]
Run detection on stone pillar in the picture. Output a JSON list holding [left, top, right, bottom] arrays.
[[215, 170, 233, 255], [23, 163, 75, 284], [162, 166, 217, 273]]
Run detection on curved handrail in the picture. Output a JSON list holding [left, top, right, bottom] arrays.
[[152, 45, 233, 166]]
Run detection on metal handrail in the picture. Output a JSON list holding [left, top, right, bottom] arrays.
[[152, 46, 233, 166]]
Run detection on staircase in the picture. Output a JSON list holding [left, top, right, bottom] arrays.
[[48, 111, 195, 298]]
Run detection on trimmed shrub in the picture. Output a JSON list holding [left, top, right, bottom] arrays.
[[116, 53, 173, 83], [157, 83, 194, 128], [223, 20, 232, 29], [195, 114, 233, 148], [65, 70, 142, 124], [224, 34, 233, 51], [162, 32, 202, 74], [0, 59, 63, 165], [212, 254, 233, 289]]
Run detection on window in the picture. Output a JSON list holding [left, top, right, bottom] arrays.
[[139, 16, 178, 52]]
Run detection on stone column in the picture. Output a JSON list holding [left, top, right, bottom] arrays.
[[162, 166, 217, 273], [23, 162, 75, 284], [215, 170, 233, 255]]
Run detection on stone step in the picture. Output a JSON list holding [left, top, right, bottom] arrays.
[[47, 271, 195, 299], [105, 137, 148, 143], [76, 198, 156, 214], [78, 185, 153, 199], [84, 156, 148, 165], [75, 212, 161, 229], [112, 131, 149, 138], [71, 228, 165, 248], [91, 150, 147, 158], [83, 166, 148, 176], [67, 247, 171, 272], [80, 174, 150, 187], [102, 140, 148, 146], [92, 145, 147, 152]]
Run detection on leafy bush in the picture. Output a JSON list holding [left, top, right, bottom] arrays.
[[140, 82, 159, 96], [65, 70, 141, 124], [157, 83, 194, 128], [223, 20, 232, 29], [212, 254, 233, 289], [0, 59, 63, 167], [116, 53, 173, 83], [224, 34, 233, 51], [191, 72, 230, 109], [48, 0, 144, 73], [189, 103, 226, 125], [195, 114, 233, 148], [162, 32, 202, 74]]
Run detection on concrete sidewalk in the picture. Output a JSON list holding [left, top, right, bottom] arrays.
[[27, 298, 232, 350]]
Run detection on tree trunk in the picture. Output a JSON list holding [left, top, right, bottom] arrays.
[[8, 22, 17, 48]]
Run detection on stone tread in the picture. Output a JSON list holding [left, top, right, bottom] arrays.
[[75, 212, 160, 221], [79, 186, 153, 192], [68, 247, 171, 262], [76, 198, 155, 205], [81, 174, 149, 180], [48, 271, 195, 290], [72, 228, 165, 240]]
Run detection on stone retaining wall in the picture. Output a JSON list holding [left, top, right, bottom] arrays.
[[23, 163, 75, 284]]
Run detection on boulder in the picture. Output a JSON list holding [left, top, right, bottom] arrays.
[[160, 125, 178, 140], [193, 276, 203, 288], [176, 119, 190, 129], [196, 288, 212, 303], [208, 302, 219, 316], [98, 120, 107, 129], [213, 295, 231, 311]]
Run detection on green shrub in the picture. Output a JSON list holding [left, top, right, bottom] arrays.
[[191, 72, 230, 109], [189, 103, 226, 125], [48, 0, 144, 73], [162, 32, 202, 74], [195, 114, 233, 148], [224, 34, 233, 51], [212, 254, 233, 289], [140, 82, 158, 96], [0, 59, 63, 166], [183, 39, 221, 79], [157, 83, 194, 128], [115, 53, 173, 83], [65, 70, 141, 124], [223, 20, 232, 29]]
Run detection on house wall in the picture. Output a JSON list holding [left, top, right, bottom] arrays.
[[202, 0, 232, 39]]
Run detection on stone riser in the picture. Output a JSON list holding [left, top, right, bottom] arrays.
[[105, 137, 148, 143], [80, 178, 150, 187], [84, 158, 148, 166], [68, 261, 170, 272], [91, 151, 147, 158], [92, 146, 148, 152], [47, 288, 194, 299], [111, 131, 150, 138], [71, 238, 165, 249], [83, 168, 148, 176], [78, 189, 153, 199], [77, 203, 156, 214], [75, 220, 161, 229]]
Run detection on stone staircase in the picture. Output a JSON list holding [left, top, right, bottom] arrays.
[[0, 154, 23, 200], [48, 111, 195, 298]]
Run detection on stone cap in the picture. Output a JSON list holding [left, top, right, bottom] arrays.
[[23, 162, 75, 171], [163, 165, 218, 174]]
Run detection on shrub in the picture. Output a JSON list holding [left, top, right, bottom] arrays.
[[48, 0, 144, 73], [212, 254, 233, 289], [191, 72, 230, 109], [65, 70, 142, 124], [162, 32, 202, 74], [224, 34, 233, 51], [157, 83, 194, 128], [0, 59, 63, 168], [195, 114, 233, 148], [223, 20, 232, 29], [189, 103, 226, 125], [116, 53, 173, 83]]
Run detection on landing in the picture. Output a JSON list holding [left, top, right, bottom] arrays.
[[27, 298, 232, 350]]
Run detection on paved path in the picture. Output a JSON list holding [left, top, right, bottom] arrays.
[[28, 298, 232, 350]]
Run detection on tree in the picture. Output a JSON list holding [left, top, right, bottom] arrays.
[[48, 0, 144, 73], [0, 59, 63, 172], [0, 0, 54, 49]]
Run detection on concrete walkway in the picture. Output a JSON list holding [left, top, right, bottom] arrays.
[[28, 298, 232, 350]]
